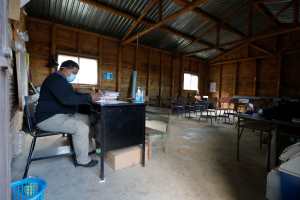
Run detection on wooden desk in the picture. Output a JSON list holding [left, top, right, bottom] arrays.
[[237, 113, 274, 170], [93, 102, 146, 181]]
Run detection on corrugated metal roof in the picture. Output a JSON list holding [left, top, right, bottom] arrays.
[[25, 0, 298, 61], [264, 0, 298, 24]]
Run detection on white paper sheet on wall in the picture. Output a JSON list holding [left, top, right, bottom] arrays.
[[209, 82, 216, 93]]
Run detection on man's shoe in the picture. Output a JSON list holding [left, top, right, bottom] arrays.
[[75, 160, 98, 168]]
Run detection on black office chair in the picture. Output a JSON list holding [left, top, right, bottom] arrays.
[[23, 96, 76, 178]]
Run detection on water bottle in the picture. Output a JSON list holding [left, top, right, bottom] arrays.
[[135, 87, 143, 103], [135, 87, 140, 102]]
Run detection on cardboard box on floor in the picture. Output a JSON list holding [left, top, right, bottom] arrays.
[[106, 142, 151, 171]]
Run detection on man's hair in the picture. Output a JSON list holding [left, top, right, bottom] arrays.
[[60, 60, 79, 70]]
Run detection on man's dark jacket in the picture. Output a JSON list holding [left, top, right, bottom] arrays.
[[35, 72, 92, 124]]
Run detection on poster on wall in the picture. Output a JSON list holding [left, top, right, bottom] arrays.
[[103, 72, 113, 80], [209, 82, 216, 93]]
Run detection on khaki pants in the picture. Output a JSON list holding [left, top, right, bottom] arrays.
[[37, 113, 92, 164]]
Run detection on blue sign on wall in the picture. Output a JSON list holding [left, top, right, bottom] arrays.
[[103, 72, 113, 80]]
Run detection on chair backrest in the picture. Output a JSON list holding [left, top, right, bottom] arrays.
[[23, 96, 38, 133]]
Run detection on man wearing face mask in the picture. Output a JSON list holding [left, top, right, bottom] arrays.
[[35, 60, 100, 167]]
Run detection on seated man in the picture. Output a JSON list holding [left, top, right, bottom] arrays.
[[194, 91, 202, 102], [36, 60, 100, 167]]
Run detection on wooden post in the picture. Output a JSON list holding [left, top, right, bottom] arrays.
[[218, 65, 223, 100], [98, 38, 103, 89], [116, 44, 122, 92], [233, 62, 239, 95], [159, 53, 162, 106], [170, 56, 174, 97], [50, 24, 56, 73], [179, 55, 184, 96], [253, 59, 257, 96], [277, 53, 283, 97], [76, 32, 80, 53], [146, 50, 150, 96]]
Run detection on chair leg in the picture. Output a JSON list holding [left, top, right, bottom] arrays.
[[68, 135, 77, 166], [259, 131, 263, 151], [267, 132, 272, 171], [23, 136, 37, 179], [237, 127, 244, 161]]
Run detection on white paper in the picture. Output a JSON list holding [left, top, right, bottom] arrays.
[[209, 82, 216, 93], [20, 0, 30, 7]]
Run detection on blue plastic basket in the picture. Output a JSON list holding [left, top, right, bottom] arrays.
[[11, 178, 47, 200]]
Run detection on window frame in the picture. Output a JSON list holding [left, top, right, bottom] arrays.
[[57, 52, 99, 86], [183, 72, 199, 91]]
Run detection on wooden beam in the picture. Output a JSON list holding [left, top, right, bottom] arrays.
[[254, 1, 281, 26], [210, 55, 271, 65], [122, 0, 208, 45], [79, 0, 216, 49], [274, 1, 293, 18], [249, 43, 274, 56], [185, 47, 215, 56], [122, 0, 158, 40], [191, 26, 300, 57], [210, 42, 249, 62], [172, 0, 246, 37]]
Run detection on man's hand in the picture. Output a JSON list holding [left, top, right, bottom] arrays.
[[91, 92, 101, 103]]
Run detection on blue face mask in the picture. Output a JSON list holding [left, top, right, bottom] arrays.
[[66, 73, 76, 82]]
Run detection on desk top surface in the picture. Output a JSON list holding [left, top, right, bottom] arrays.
[[95, 100, 145, 107], [238, 113, 300, 128]]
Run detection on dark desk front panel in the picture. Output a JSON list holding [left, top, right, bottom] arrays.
[[96, 104, 145, 152]]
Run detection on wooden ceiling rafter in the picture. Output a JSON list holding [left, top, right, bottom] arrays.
[[122, 0, 208, 45], [274, 1, 294, 18], [249, 43, 274, 56], [209, 26, 300, 62], [79, 0, 216, 49], [122, 0, 159, 41], [254, 0, 281, 26], [159, 0, 163, 21]]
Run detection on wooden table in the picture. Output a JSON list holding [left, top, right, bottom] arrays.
[[237, 113, 300, 170]]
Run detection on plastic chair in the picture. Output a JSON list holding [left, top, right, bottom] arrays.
[[23, 96, 76, 178]]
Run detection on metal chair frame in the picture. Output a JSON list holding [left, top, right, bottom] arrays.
[[23, 96, 76, 178]]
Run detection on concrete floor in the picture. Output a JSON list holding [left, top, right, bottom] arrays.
[[12, 115, 268, 200]]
